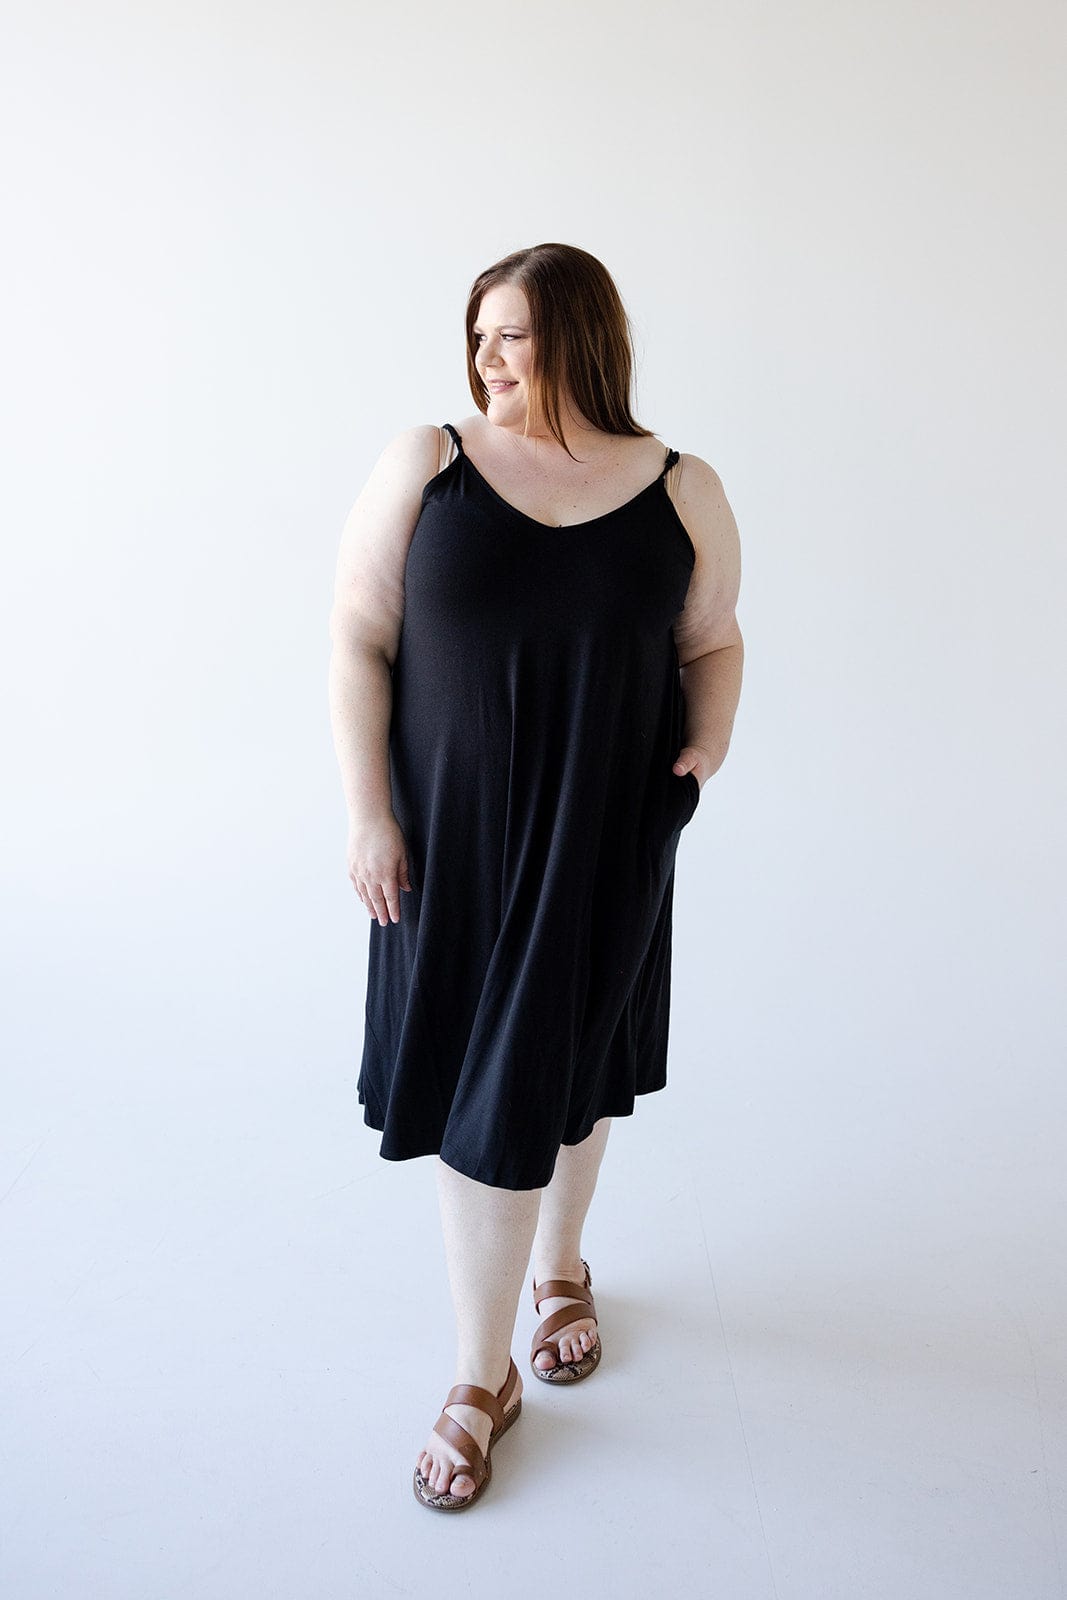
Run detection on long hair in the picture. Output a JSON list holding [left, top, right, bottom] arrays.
[[464, 243, 654, 459]]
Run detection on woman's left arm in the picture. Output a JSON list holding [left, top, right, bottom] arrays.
[[669, 455, 744, 785]]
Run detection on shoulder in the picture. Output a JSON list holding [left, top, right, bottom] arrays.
[[337, 424, 445, 569], [374, 423, 446, 479], [671, 451, 727, 503], [669, 453, 740, 557]]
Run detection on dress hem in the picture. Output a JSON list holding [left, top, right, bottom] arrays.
[[358, 1078, 668, 1191]]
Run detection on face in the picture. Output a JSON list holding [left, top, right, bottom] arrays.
[[473, 283, 535, 426]]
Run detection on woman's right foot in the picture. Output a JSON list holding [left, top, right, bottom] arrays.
[[416, 1366, 523, 1500]]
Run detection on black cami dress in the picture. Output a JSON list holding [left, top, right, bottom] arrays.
[[356, 422, 700, 1189]]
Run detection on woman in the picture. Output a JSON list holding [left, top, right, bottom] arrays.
[[328, 243, 743, 1511]]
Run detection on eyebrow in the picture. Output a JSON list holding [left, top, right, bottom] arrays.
[[472, 323, 529, 332]]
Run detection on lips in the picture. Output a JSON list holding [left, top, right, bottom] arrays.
[[488, 381, 517, 391]]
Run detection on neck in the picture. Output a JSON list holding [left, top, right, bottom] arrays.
[[494, 402, 604, 458]]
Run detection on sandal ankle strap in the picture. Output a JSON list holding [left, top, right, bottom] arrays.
[[443, 1355, 519, 1432], [531, 1259, 593, 1311], [532, 1278, 593, 1309], [444, 1382, 504, 1430], [531, 1280, 594, 1311]]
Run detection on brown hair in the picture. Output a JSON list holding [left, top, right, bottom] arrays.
[[464, 242, 654, 459]]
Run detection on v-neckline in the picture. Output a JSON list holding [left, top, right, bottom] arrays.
[[454, 439, 675, 532]]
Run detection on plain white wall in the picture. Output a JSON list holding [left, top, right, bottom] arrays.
[[2, 0, 1064, 1592], [4, 0, 1063, 1165]]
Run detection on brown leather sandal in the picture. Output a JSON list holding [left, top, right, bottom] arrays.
[[412, 1356, 522, 1512], [530, 1258, 602, 1383]]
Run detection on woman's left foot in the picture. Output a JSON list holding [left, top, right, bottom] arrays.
[[530, 1259, 600, 1376]]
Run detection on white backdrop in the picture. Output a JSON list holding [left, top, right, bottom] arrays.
[[3, 2, 1064, 1596]]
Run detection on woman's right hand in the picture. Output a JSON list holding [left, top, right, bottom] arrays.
[[347, 813, 413, 925]]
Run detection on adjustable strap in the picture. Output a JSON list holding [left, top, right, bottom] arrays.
[[443, 1381, 506, 1432], [532, 1276, 595, 1313], [442, 1356, 519, 1433], [662, 446, 680, 475]]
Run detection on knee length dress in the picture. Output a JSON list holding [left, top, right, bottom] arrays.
[[356, 422, 701, 1190]]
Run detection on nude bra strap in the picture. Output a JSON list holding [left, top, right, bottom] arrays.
[[438, 422, 462, 473], [663, 446, 682, 510]]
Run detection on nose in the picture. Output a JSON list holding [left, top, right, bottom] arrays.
[[478, 335, 504, 368]]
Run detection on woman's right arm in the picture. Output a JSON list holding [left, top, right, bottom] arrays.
[[328, 424, 441, 923]]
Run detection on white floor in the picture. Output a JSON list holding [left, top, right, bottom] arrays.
[[4, 956, 1064, 1600]]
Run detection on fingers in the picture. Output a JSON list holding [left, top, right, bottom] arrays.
[[382, 878, 402, 923], [354, 863, 412, 925], [360, 879, 395, 925], [673, 742, 712, 780]]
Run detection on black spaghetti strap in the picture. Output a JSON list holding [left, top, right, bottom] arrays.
[[443, 422, 463, 452], [662, 447, 679, 475]]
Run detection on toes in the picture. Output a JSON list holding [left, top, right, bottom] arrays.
[[423, 1452, 449, 1495], [559, 1327, 594, 1362], [418, 1435, 480, 1501], [532, 1309, 597, 1375]]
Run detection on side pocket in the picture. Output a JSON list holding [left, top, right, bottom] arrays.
[[663, 769, 698, 836]]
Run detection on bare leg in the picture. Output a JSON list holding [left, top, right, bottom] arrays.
[[416, 1158, 541, 1500], [530, 1116, 612, 1370]]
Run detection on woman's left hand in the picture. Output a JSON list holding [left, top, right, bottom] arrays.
[[672, 746, 711, 789]]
